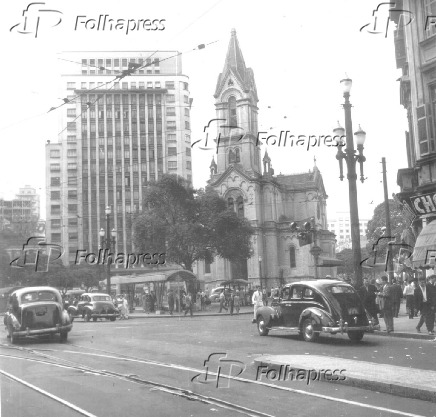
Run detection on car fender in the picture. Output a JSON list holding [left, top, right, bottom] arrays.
[[299, 308, 333, 331], [67, 305, 78, 316], [256, 306, 276, 326]]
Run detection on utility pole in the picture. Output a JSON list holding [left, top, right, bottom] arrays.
[[382, 157, 394, 282]]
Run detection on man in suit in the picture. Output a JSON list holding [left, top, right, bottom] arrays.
[[378, 276, 395, 333], [358, 278, 379, 325], [391, 278, 403, 318], [415, 276, 436, 335]]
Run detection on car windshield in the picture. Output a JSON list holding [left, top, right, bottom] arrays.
[[326, 285, 355, 294], [21, 291, 58, 303], [92, 295, 112, 301]]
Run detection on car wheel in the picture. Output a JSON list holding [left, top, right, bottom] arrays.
[[348, 331, 364, 342], [8, 325, 16, 344], [93, 317, 98, 322], [60, 332, 68, 342], [84, 312, 91, 322], [110, 317, 116, 321], [257, 316, 269, 336], [302, 318, 319, 343]]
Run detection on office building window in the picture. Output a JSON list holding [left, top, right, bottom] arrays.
[[183, 95, 189, 104], [67, 122, 76, 131], [166, 95, 175, 103], [51, 219, 61, 228], [51, 233, 61, 242], [50, 150, 60, 158], [167, 133, 176, 142], [67, 82, 76, 90], [68, 218, 78, 227], [184, 108, 189, 117], [168, 161, 177, 169], [167, 121, 176, 130], [168, 147, 177, 156], [186, 161, 191, 170], [166, 107, 176, 116], [186, 148, 191, 156], [51, 177, 61, 186], [165, 81, 175, 89], [68, 176, 77, 186], [67, 149, 76, 157], [67, 135, 76, 143], [51, 191, 60, 200], [51, 205, 61, 214], [50, 164, 60, 172], [185, 121, 190, 130]]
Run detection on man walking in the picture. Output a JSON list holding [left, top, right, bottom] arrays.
[[403, 280, 415, 319], [391, 278, 403, 318], [377, 276, 395, 333], [252, 286, 264, 324], [168, 289, 175, 315], [218, 290, 228, 313], [359, 278, 379, 325], [184, 292, 193, 317], [415, 276, 436, 335]]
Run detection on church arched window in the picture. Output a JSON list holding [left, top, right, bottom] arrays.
[[235, 148, 240, 163], [236, 196, 244, 218], [289, 246, 296, 268], [228, 96, 237, 126], [229, 149, 235, 164], [228, 197, 234, 211]]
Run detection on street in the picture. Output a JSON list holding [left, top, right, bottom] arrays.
[[2, 315, 436, 417]]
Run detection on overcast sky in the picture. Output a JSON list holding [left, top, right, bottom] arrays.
[[0, 0, 407, 221]]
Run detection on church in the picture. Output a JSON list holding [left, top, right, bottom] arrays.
[[196, 29, 339, 290]]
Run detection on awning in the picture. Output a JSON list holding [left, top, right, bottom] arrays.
[[412, 221, 436, 268], [102, 269, 197, 286], [318, 257, 344, 267]]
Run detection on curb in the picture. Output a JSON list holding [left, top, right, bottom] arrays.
[[371, 330, 434, 341], [253, 358, 436, 403], [121, 311, 253, 319]]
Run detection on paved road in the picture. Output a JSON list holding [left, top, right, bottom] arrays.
[[1, 315, 436, 417]]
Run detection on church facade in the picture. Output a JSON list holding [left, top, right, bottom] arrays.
[[196, 29, 339, 290]]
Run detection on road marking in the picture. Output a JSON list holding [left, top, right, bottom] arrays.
[[60, 350, 428, 417], [0, 369, 99, 417]]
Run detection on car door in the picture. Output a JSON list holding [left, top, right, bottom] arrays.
[[279, 286, 304, 328]]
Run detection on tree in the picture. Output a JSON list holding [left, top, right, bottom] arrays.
[[366, 199, 410, 260], [133, 175, 254, 272]]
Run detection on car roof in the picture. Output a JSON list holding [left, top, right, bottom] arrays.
[[284, 280, 349, 290], [11, 286, 61, 297], [83, 293, 111, 297]]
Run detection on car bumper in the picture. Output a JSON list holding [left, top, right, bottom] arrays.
[[12, 323, 73, 337], [322, 324, 380, 333], [90, 313, 119, 318]]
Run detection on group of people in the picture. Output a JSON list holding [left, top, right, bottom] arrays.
[[358, 275, 436, 334], [218, 289, 242, 315]]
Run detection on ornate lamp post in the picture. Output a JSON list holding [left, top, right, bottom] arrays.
[[99, 206, 116, 296], [333, 77, 367, 288], [258, 256, 263, 288]]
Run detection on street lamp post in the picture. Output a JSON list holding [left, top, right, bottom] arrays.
[[99, 206, 116, 296], [258, 256, 262, 288], [333, 77, 367, 288]]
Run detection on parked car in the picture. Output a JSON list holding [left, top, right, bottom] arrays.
[[4, 286, 73, 343], [67, 293, 119, 322], [209, 287, 234, 303], [255, 280, 380, 343]]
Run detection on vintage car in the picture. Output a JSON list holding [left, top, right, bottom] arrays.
[[4, 286, 73, 343], [255, 280, 380, 342], [67, 292, 119, 322]]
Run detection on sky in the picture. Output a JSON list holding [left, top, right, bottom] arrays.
[[0, 0, 408, 221]]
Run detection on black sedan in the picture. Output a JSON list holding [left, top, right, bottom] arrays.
[[67, 293, 119, 322], [4, 286, 73, 343], [255, 279, 379, 342]]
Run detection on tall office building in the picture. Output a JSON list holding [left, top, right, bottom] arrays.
[[46, 51, 192, 264], [327, 211, 369, 252]]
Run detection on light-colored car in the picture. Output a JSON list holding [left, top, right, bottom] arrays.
[[4, 286, 73, 343], [67, 293, 119, 322], [209, 287, 233, 303]]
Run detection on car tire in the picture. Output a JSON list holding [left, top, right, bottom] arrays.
[[84, 312, 91, 322], [110, 317, 116, 321], [348, 331, 364, 342], [93, 317, 98, 322], [60, 332, 68, 342], [7, 325, 16, 344], [257, 316, 269, 336], [302, 318, 319, 343]]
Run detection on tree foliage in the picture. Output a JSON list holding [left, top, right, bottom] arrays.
[[133, 175, 254, 271], [366, 199, 409, 258]]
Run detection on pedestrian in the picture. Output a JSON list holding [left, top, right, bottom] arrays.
[[200, 290, 206, 311], [414, 276, 436, 335], [168, 289, 175, 315], [377, 276, 395, 333], [403, 280, 416, 319], [184, 292, 193, 317], [391, 278, 403, 318], [262, 289, 268, 306], [358, 278, 379, 325], [219, 290, 228, 313], [142, 292, 147, 313], [428, 275, 436, 287], [120, 294, 129, 320], [229, 292, 234, 315], [252, 286, 264, 324], [233, 290, 241, 315]]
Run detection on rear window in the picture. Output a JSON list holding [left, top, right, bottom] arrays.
[[327, 285, 355, 294], [92, 295, 112, 301], [21, 291, 58, 303]]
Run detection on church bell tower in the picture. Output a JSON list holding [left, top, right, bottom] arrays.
[[213, 29, 261, 176]]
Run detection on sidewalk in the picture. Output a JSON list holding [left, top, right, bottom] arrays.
[[254, 355, 436, 402], [128, 303, 253, 318]]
